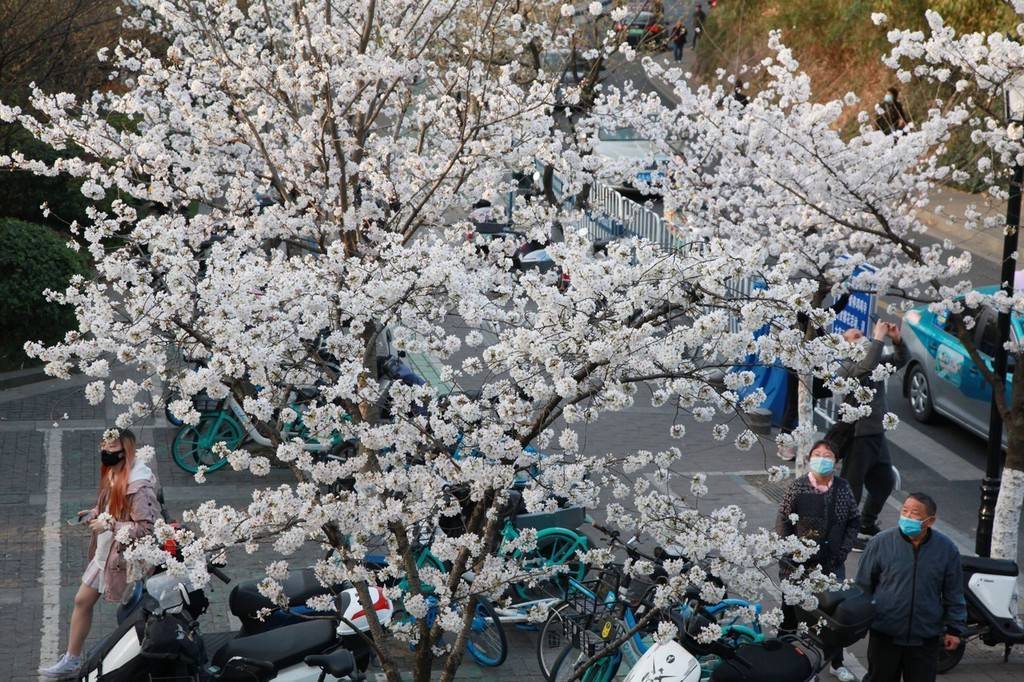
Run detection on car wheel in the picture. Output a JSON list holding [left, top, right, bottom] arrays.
[[907, 364, 936, 423]]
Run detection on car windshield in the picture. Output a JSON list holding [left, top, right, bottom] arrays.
[[631, 12, 655, 26], [598, 126, 646, 142]]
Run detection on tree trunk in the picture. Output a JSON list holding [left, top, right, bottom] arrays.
[[990, 362, 1024, 560], [795, 373, 813, 475], [991, 417, 1024, 560], [991, 466, 1024, 560], [795, 290, 828, 474]]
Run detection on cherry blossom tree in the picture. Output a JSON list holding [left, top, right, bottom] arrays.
[[644, 8, 1024, 558], [1, 1, 838, 680]]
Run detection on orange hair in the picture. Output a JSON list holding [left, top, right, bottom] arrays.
[[99, 429, 136, 521]]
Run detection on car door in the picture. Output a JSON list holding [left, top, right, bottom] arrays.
[[927, 306, 982, 425], [962, 307, 1017, 441], [957, 306, 999, 434]]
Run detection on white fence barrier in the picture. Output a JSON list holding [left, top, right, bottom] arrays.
[[544, 165, 851, 430], [544, 167, 691, 252]]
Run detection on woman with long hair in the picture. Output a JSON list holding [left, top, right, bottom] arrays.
[[39, 428, 161, 679]]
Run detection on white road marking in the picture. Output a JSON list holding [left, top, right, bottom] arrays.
[[151, 373, 171, 428], [888, 425, 984, 481], [38, 428, 64, 670], [734, 476, 775, 506]]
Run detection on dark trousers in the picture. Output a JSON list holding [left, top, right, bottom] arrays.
[[672, 43, 684, 61], [865, 631, 940, 682], [841, 434, 894, 529], [780, 370, 799, 434]]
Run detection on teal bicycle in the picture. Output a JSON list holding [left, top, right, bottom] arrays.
[[171, 388, 347, 473], [542, 527, 763, 681]]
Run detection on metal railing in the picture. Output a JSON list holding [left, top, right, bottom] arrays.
[[544, 165, 869, 444], [542, 164, 690, 252]]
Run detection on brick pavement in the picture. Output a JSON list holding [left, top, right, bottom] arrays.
[[0, 384, 105, 423]]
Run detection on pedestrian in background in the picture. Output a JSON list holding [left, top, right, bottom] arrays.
[[732, 81, 750, 107], [670, 20, 688, 62], [838, 319, 908, 549], [856, 492, 965, 682], [776, 440, 860, 682], [692, 4, 707, 49], [39, 429, 161, 679], [876, 86, 910, 134]]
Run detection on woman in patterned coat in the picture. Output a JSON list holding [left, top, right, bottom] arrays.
[[775, 439, 861, 681]]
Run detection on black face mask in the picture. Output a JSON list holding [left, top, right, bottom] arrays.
[[100, 449, 124, 467]]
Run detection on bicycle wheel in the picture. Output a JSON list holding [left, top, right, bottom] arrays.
[[514, 529, 588, 602], [537, 600, 580, 678], [549, 641, 619, 682], [171, 413, 244, 473], [465, 599, 508, 667]]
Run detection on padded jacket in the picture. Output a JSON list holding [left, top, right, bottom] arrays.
[[855, 527, 966, 645]]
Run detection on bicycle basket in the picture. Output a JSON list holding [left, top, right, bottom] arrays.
[[560, 572, 626, 657]]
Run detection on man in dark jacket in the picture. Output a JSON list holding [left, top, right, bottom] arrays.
[[839, 320, 909, 546], [856, 492, 965, 682], [692, 4, 706, 48]]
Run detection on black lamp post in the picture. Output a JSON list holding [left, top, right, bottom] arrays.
[[975, 82, 1023, 557]]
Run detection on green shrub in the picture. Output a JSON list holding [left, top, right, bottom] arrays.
[[0, 218, 90, 370]]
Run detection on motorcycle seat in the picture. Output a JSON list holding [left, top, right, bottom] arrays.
[[961, 555, 1019, 577], [212, 619, 335, 672], [815, 587, 861, 616], [710, 639, 814, 681], [229, 568, 337, 618], [305, 649, 356, 678]]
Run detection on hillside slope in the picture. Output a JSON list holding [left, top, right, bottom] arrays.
[[694, 0, 1018, 189]]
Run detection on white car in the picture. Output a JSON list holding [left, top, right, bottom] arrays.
[[592, 125, 674, 196]]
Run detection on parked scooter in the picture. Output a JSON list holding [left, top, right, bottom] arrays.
[[624, 588, 874, 682], [938, 555, 1023, 672], [78, 565, 390, 681]]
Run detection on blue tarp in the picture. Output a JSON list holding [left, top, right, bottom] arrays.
[[731, 280, 792, 428], [734, 362, 791, 427]]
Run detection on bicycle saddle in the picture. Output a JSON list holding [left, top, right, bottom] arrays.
[[305, 649, 357, 678]]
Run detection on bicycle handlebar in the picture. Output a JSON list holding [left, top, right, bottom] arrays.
[[208, 564, 231, 584], [591, 523, 661, 563]]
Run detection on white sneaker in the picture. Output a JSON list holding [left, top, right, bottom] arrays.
[[39, 653, 82, 679], [830, 664, 857, 681]]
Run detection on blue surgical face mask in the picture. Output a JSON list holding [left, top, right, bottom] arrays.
[[809, 457, 834, 476], [898, 515, 925, 537], [884, 93, 894, 103]]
